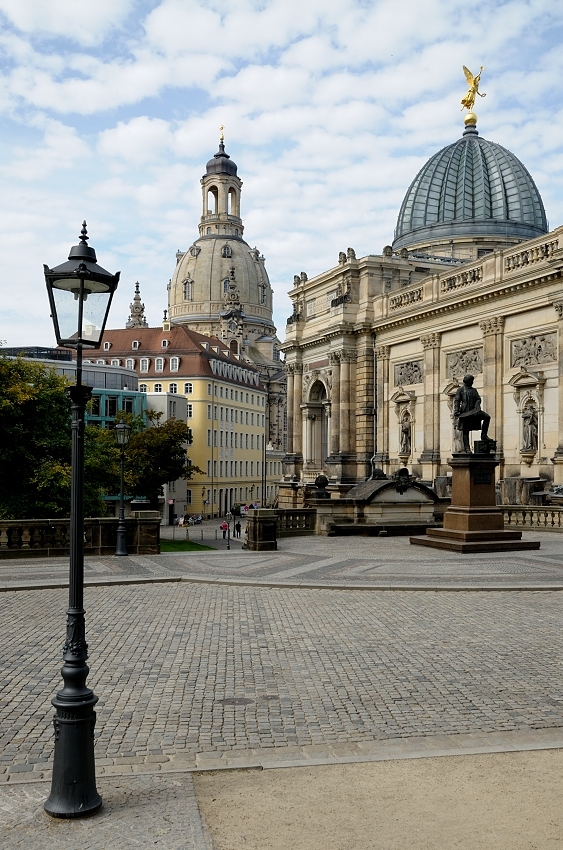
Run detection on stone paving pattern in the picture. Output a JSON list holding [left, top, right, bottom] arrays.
[[0, 774, 210, 850], [2, 578, 563, 781]]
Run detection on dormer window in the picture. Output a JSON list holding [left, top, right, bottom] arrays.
[[111, 359, 120, 366], [103, 341, 111, 351], [140, 358, 149, 372], [155, 357, 164, 372], [132, 341, 140, 350], [161, 340, 169, 348]]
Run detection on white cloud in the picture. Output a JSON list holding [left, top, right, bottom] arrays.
[[0, 0, 134, 46]]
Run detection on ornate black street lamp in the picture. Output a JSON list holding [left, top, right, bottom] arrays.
[[114, 421, 131, 556], [44, 223, 120, 819]]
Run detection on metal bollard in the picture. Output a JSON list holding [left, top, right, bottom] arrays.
[[215, 529, 217, 540], [201, 529, 203, 541]]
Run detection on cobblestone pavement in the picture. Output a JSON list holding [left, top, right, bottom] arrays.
[[0, 774, 211, 850], [1, 581, 563, 785], [1, 531, 563, 590]]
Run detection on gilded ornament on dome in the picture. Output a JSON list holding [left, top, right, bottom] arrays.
[[461, 65, 486, 114]]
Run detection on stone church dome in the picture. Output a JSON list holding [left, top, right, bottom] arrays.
[[392, 119, 548, 258]]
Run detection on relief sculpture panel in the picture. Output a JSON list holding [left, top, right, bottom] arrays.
[[511, 333, 557, 367], [394, 360, 423, 386], [446, 347, 483, 379]]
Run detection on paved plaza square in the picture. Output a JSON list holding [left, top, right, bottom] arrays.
[[1, 531, 562, 848]]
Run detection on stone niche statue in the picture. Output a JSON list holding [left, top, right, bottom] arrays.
[[399, 417, 411, 455], [522, 403, 538, 453], [453, 374, 495, 453]]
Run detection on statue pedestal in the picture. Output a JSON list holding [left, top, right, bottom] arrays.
[[410, 453, 540, 553]]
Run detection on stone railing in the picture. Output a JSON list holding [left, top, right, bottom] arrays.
[[502, 506, 563, 531], [0, 517, 161, 559], [440, 265, 482, 294], [389, 287, 423, 311], [276, 509, 316, 537], [504, 239, 559, 273]]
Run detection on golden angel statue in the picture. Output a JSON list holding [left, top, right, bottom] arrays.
[[461, 65, 486, 112]]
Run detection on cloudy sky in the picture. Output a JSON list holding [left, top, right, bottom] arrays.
[[1, 0, 563, 346]]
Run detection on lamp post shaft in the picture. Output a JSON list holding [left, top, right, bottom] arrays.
[[45, 342, 102, 818], [115, 446, 128, 556]]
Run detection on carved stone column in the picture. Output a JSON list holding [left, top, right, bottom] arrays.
[[374, 344, 390, 468], [479, 317, 504, 460], [552, 301, 563, 482], [354, 333, 375, 479], [293, 363, 303, 455], [418, 332, 441, 478], [286, 365, 294, 455], [329, 352, 341, 456]]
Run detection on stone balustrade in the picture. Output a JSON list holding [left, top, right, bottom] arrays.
[[502, 506, 563, 531], [276, 509, 316, 537], [0, 517, 161, 558], [440, 265, 483, 294], [389, 287, 423, 311]]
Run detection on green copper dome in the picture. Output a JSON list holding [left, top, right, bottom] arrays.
[[392, 123, 548, 251]]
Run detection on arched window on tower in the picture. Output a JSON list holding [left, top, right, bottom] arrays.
[[223, 279, 229, 294], [221, 244, 232, 258], [183, 279, 192, 300], [207, 186, 218, 215], [230, 339, 238, 356], [228, 187, 238, 216]]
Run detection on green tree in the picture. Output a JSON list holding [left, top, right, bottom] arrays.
[[124, 412, 198, 509], [0, 356, 72, 518]]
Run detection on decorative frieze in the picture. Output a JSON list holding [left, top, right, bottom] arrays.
[[440, 266, 482, 293], [375, 345, 390, 359], [394, 360, 423, 386], [479, 317, 505, 336], [504, 239, 558, 272], [510, 333, 557, 367], [389, 288, 422, 311], [446, 347, 483, 379]]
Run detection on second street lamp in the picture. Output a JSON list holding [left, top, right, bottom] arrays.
[[44, 222, 119, 819], [114, 421, 131, 556]]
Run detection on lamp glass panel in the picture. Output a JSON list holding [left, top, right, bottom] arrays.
[[51, 286, 111, 344]]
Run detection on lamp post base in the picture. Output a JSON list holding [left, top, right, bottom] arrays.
[[44, 692, 102, 819]]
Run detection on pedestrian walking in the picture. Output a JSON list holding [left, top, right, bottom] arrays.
[[220, 521, 228, 539], [235, 521, 241, 538]]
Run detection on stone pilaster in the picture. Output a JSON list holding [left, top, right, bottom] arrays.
[[354, 333, 375, 479], [329, 352, 340, 455], [374, 344, 390, 468], [551, 301, 563, 482], [479, 317, 504, 465], [293, 363, 303, 455], [418, 332, 441, 480], [285, 365, 295, 454], [339, 354, 351, 453]]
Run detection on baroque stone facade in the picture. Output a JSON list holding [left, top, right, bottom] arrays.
[[280, 113, 563, 499]]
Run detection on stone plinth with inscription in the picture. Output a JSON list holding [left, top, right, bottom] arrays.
[[410, 452, 540, 553]]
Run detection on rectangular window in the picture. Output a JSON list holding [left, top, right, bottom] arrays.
[[155, 357, 164, 372], [207, 383, 212, 395], [220, 461, 223, 477], [207, 404, 212, 419], [251, 434, 254, 449], [245, 461, 248, 476], [187, 403, 193, 418], [214, 385, 218, 396], [230, 408, 234, 422], [207, 429, 211, 446], [169, 383, 178, 394], [234, 460, 237, 476], [153, 383, 162, 393], [123, 397, 133, 414], [213, 460, 217, 477], [230, 461, 233, 476], [220, 431, 223, 447], [207, 460, 211, 476], [220, 407, 224, 420], [262, 414, 265, 426], [245, 412, 249, 424], [169, 401, 176, 417], [220, 386, 224, 398], [235, 390, 238, 401], [230, 389, 233, 399], [257, 462, 259, 476], [184, 382, 193, 394], [245, 434, 248, 449], [139, 384, 147, 393], [235, 410, 238, 423], [170, 357, 179, 372], [230, 432, 233, 447], [251, 394, 254, 404], [214, 405, 217, 419], [90, 396, 100, 416], [126, 358, 135, 370], [213, 430, 217, 446], [251, 412, 254, 425], [105, 397, 117, 417], [235, 433, 238, 448], [140, 358, 149, 372], [186, 490, 192, 505]]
